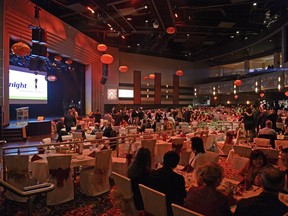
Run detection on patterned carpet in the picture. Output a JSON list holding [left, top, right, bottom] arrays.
[[0, 180, 121, 216]]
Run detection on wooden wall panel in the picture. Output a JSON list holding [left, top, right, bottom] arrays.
[[134, 70, 141, 104], [173, 74, 179, 104], [154, 73, 161, 104]]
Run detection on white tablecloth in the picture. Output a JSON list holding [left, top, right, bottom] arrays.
[[29, 153, 95, 183]]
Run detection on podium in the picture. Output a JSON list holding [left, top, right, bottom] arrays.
[[16, 107, 29, 126]]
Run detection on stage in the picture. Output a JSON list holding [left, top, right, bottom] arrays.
[[4, 116, 60, 140]]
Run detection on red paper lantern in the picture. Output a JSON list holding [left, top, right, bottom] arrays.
[[65, 59, 73, 65], [166, 26, 176, 34], [101, 54, 114, 64], [260, 93, 265, 98], [11, 42, 30, 57], [234, 95, 238, 99], [54, 56, 62, 62], [144, 75, 149, 80], [213, 96, 217, 100], [176, 69, 184, 77], [234, 79, 242, 87], [149, 74, 155, 79], [285, 91, 288, 97], [97, 44, 107, 52], [119, 65, 128, 73]]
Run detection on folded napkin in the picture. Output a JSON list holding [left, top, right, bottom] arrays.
[[88, 151, 96, 158], [31, 154, 43, 162]]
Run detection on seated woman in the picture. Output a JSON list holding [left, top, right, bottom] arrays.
[[239, 149, 271, 187], [127, 147, 151, 210], [75, 124, 85, 139], [184, 162, 232, 216], [188, 137, 206, 171]]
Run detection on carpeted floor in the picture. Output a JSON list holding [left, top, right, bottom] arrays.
[[0, 180, 121, 216]]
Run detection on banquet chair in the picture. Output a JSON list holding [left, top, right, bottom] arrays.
[[172, 138, 185, 154], [42, 137, 51, 144], [139, 184, 167, 216], [253, 137, 271, 148], [141, 139, 157, 168], [46, 155, 74, 205], [95, 131, 104, 139], [112, 157, 128, 177], [4, 155, 37, 202], [171, 203, 204, 216], [275, 140, 288, 150], [234, 145, 252, 158], [38, 137, 52, 153], [86, 134, 96, 141], [257, 148, 280, 165], [111, 172, 138, 216], [257, 134, 276, 148], [205, 151, 220, 164], [80, 149, 112, 196], [72, 132, 83, 140], [61, 134, 73, 141], [230, 155, 250, 181], [232, 156, 249, 171]]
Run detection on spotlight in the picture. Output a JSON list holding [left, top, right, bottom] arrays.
[[153, 19, 159, 29]]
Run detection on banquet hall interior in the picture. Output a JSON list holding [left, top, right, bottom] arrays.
[[1, 0, 288, 215]]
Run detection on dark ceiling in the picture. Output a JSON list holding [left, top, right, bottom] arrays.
[[30, 0, 288, 65]]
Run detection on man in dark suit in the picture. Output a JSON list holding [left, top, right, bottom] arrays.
[[234, 166, 287, 216], [147, 151, 186, 216], [64, 109, 76, 133]]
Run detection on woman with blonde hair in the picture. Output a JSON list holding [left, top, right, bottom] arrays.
[[184, 162, 232, 216]]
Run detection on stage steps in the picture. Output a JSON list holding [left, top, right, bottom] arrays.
[[2, 126, 26, 142]]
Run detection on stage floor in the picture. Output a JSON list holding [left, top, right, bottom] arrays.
[[5, 116, 61, 129]]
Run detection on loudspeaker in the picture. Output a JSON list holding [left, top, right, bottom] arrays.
[[29, 57, 45, 71], [100, 64, 108, 85], [31, 43, 47, 57], [100, 76, 107, 85]]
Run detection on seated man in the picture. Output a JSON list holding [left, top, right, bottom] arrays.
[[258, 120, 277, 148], [234, 166, 287, 216], [147, 151, 186, 216]]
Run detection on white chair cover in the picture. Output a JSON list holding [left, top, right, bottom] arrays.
[[257, 148, 280, 162], [86, 134, 96, 141], [139, 184, 167, 216], [112, 157, 128, 177], [46, 155, 74, 205], [95, 131, 104, 139], [80, 149, 112, 196], [205, 151, 220, 164], [42, 137, 51, 144], [62, 134, 73, 141], [72, 132, 83, 139], [172, 203, 204, 216], [275, 140, 288, 150], [232, 156, 249, 171], [4, 155, 36, 202], [111, 172, 138, 216], [141, 139, 157, 168], [145, 128, 154, 133], [234, 145, 252, 158], [253, 138, 270, 148]]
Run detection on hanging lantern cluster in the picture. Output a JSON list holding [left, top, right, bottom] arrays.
[[97, 44, 107, 52], [234, 79, 243, 87], [65, 59, 73, 65], [176, 69, 184, 77], [166, 26, 176, 34], [149, 74, 155, 79], [11, 42, 31, 57], [54, 56, 62, 62], [119, 65, 128, 73], [101, 54, 114, 64]]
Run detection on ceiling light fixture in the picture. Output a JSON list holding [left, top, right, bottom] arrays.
[[87, 7, 95, 13], [253, 2, 257, 6], [153, 20, 159, 29], [145, 20, 148, 23], [174, 13, 178, 18]]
